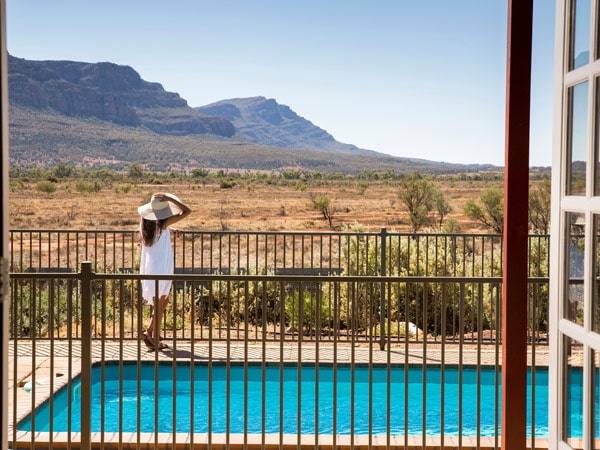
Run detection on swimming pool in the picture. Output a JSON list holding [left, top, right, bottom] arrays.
[[17, 362, 588, 437]]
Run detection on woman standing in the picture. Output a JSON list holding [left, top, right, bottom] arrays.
[[138, 193, 191, 350]]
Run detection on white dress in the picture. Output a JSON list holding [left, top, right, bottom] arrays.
[[140, 227, 174, 305]]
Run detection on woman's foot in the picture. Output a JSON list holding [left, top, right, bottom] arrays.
[[143, 331, 169, 351], [142, 331, 155, 350]]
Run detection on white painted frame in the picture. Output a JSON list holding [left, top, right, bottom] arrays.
[[551, 1, 600, 449]]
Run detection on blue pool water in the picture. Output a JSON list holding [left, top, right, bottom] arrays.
[[18, 363, 594, 437]]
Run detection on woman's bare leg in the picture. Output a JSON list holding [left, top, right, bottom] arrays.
[[154, 295, 169, 345], [146, 294, 169, 345]]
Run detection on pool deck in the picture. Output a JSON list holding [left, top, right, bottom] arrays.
[[8, 340, 554, 450]]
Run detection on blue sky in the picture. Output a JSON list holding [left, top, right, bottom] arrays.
[[6, 1, 555, 167]]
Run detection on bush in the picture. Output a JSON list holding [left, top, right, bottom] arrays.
[[128, 162, 145, 178], [115, 184, 132, 194], [193, 278, 282, 327], [75, 181, 102, 193], [282, 170, 301, 180], [220, 180, 236, 189], [36, 181, 57, 195], [191, 168, 210, 178], [10, 280, 79, 338], [335, 232, 496, 337], [285, 290, 331, 333], [357, 181, 369, 195], [51, 162, 75, 179]]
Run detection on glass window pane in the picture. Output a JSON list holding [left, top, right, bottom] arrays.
[[567, 82, 589, 196], [566, 212, 585, 325], [571, 0, 590, 70], [563, 336, 584, 447]]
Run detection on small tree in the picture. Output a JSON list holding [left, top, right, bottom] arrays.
[[464, 187, 504, 233], [529, 177, 551, 234], [191, 168, 209, 178], [51, 162, 74, 179], [433, 187, 452, 229], [127, 162, 145, 179], [398, 171, 436, 232], [312, 195, 334, 228], [441, 217, 462, 233]]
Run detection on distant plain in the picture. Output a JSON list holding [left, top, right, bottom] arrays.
[[11, 176, 504, 234]]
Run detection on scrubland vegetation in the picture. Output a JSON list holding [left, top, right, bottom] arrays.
[[10, 163, 556, 339], [10, 162, 550, 234]]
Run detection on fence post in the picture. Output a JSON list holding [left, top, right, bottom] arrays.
[[379, 228, 387, 351], [80, 261, 92, 450]]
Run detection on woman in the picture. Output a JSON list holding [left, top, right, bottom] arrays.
[[138, 193, 191, 350]]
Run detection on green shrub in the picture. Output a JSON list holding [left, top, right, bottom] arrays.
[[127, 162, 145, 178], [285, 289, 330, 332], [336, 232, 490, 337], [220, 180, 236, 189], [528, 237, 549, 335], [190, 277, 281, 327], [36, 180, 57, 195], [115, 184, 132, 194], [9, 278, 137, 339], [10, 280, 79, 338], [191, 168, 210, 178], [357, 181, 369, 195], [75, 181, 101, 193]]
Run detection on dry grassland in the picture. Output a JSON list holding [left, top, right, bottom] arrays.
[[10, 179, 500, 233]]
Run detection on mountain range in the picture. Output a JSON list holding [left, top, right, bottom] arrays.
[[8, 55, 234, 137], [8, 55, 499, 174], [196, 97, 377, 156]]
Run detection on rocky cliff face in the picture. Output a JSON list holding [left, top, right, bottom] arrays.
[[8, 55, 235, 137], [196, 96, 376, 155]]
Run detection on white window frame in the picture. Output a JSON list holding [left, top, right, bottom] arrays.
[[550, 1, 600, 449]]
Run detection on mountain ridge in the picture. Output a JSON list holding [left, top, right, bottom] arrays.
[[7, 55, 504, 174], [196, 96, 379, 156], [8, 54, 235, 137]]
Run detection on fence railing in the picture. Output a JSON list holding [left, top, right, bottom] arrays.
[[9, 264, 552, 449], [7, 271, 549, 346], [9, 229, 548, 278], [7, 230, 553, 449]]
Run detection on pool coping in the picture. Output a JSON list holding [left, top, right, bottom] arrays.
[[8, 430, 552, 450]]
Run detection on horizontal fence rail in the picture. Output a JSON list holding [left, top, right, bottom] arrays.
[[8, 263, 552, 450]]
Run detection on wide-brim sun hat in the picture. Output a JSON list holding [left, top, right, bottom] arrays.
[[137, 194, 183, 221]]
